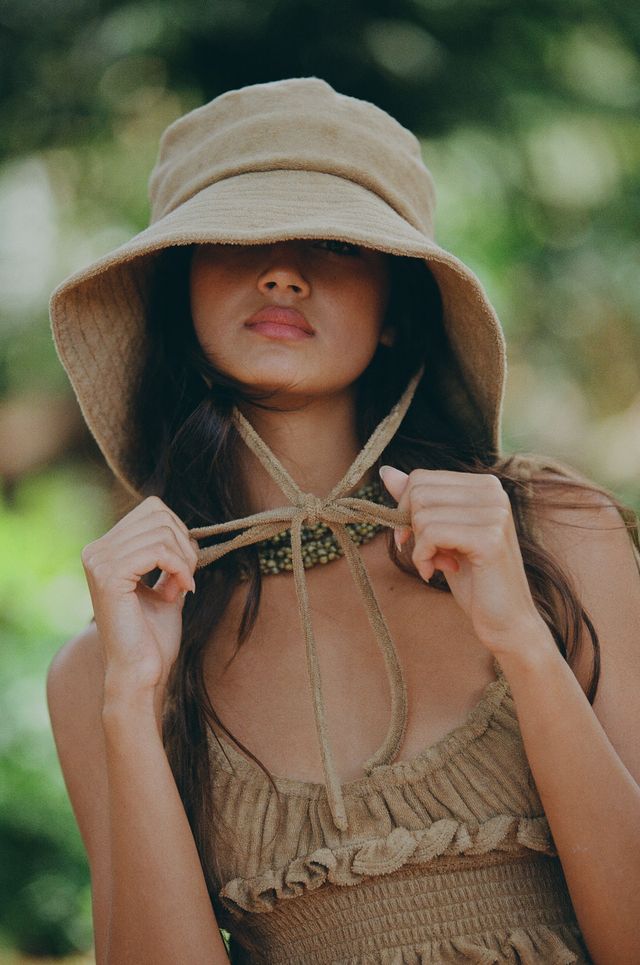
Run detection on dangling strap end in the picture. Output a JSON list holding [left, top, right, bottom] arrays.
[[362, 754, 379, 777], [327, 786, 349, 833]]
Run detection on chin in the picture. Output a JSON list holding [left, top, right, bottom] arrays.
[[216, 353, 369, 401], [236, 372, 353, 403]]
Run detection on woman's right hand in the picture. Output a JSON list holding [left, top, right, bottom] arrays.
[[81, 496, 199, 701]]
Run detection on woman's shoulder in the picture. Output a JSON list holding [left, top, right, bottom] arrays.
[[502, 450, 639, 565], [47, 619, 103, 715], [515, 454, 640, 782], [521, 453, 640, 574]]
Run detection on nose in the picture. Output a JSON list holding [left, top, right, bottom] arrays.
[[256, 244, 311, 299]]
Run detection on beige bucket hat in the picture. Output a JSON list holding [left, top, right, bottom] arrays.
[[50, 77, 506, 497], [49, 78, 509, 833]]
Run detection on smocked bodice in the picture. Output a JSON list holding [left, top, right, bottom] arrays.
[[205, 665, 591, 963]]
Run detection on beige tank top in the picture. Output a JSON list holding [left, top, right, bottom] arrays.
[[205, 661, 591, 963], [190, 370, 591, 961]]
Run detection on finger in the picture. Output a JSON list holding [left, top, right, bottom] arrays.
[[120, 530, 197, 581], [405, 481, 508, 509], [412, 506, 510, 529], [430, 551, 461, 574], [379, 466, 412, 548], [107, 517, 199, 570], [403, 483, 508, 523], [381, 469, 483, 549], [411, 520, 506, 577], [128, 544, 195, 594], [153, 569, 190, 604], [113, 496, 192, 541], [399, 529, 459, 574], [401, 469, 506, 492], [379, 465, 409, 501], [86, 541, 196, 595]]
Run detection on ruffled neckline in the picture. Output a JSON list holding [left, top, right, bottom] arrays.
[[207, 658, 509, 799]]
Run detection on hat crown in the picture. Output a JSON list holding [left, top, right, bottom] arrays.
[[148, 77, 437, 238]]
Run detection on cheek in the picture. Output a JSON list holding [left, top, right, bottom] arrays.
[[340, 276, 389, 347], [357, 258, 390, 326], [189, 270, 233, 349], [189, 263, 213, 336], [189, 292, 207, 344], [328, 304, 386, 381]]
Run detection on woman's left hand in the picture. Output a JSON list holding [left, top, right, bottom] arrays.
[[379, 465, 547, 655]]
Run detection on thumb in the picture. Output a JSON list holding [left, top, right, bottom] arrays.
[[153, 570, 189, 606], [379, 465, 409, 502], [379, 465, 411, 550]]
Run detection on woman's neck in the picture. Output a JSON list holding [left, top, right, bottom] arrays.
[[236, 388, 371, 512]]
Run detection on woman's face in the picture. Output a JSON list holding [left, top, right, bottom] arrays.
[[189, 240, 392, 403]]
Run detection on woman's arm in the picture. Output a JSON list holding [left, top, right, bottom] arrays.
[[48, 622, 230, 965], [47, 495, 231, 965], [380, 466, 640, 964], [499, 630, 639, 965], [103, 686, 229, 964], [496, 488, 640, 965]]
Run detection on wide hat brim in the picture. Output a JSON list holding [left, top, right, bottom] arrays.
[[50, 169, 507, 496]]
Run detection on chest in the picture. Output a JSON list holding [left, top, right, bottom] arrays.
[[203, 535, 497, 784]]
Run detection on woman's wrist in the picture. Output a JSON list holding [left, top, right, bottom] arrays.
[[102, 672, 167, 737], [489, 617, 561, 677]]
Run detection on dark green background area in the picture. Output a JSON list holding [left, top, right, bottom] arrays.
[[0, 0, 638, 957]]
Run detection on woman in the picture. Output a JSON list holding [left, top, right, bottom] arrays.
[[47, 78, 640, 964]]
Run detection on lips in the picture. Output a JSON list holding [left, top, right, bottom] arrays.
[[245, 306, 314, 334]]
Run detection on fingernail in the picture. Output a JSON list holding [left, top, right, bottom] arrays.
[[379, 465, 392, 478], [396, 526, 409, 546]]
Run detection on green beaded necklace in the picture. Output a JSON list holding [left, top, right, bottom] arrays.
[[241, 476, 392, 578]]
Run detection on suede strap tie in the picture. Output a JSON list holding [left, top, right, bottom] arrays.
[[190, 366, 423, 832]]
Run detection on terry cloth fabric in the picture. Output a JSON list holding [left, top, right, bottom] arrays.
[[206, 661, 591, 963]]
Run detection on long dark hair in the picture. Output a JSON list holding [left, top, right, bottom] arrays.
[[131, 243, 639, 910]]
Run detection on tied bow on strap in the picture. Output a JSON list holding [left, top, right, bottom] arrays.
[[189, 366, 424, 832]]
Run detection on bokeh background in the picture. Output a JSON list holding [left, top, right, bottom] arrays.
[[1, 0, 639, 959]]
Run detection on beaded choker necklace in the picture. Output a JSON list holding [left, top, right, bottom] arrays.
[[240, 476, 391, 578]]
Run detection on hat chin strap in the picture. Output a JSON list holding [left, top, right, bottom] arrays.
[[190, 365, 424, 832]]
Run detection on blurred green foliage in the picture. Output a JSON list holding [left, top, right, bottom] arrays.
[[0, 0, 638, 956], [0, 465, 109, 955]]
